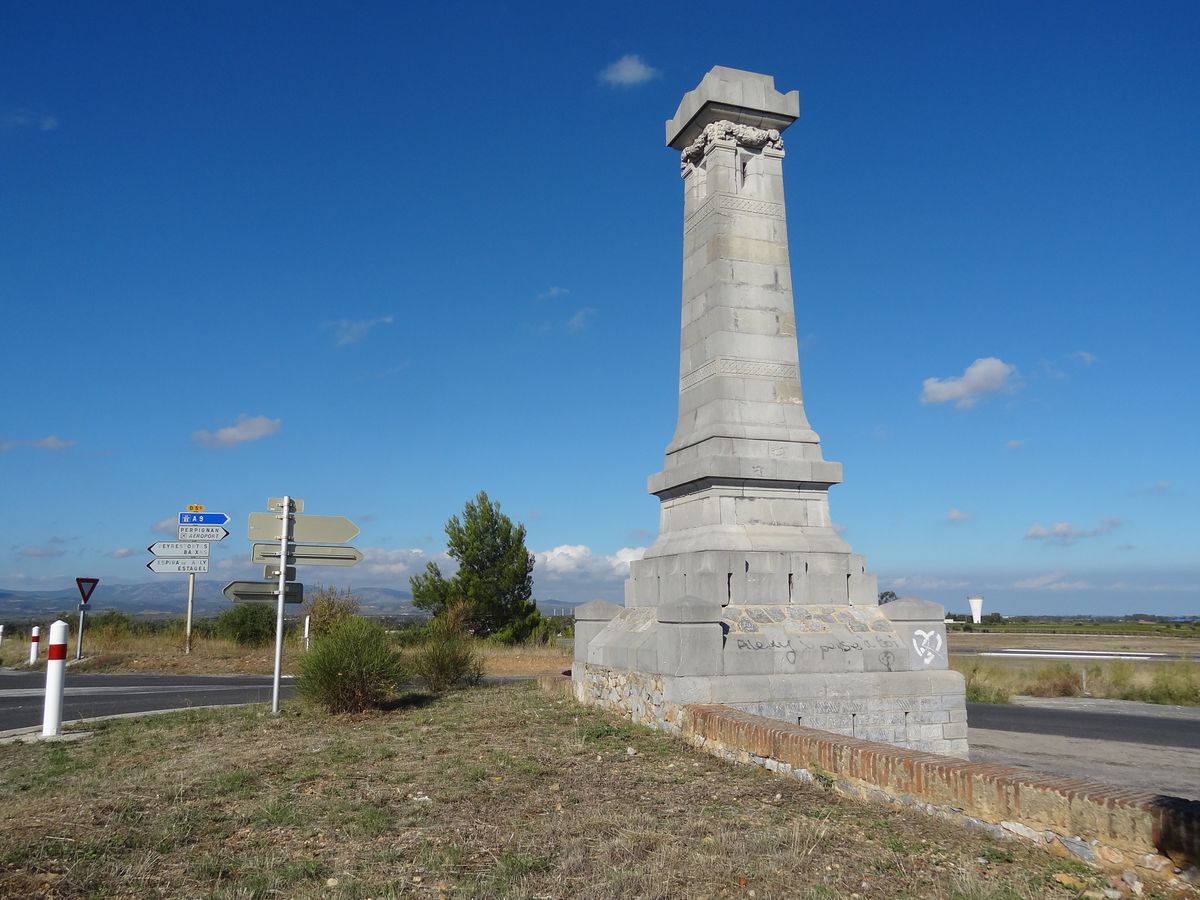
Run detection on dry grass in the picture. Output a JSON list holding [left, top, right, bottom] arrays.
[[0, 630, 303, 676], [473, 641, 571, 677], [950, 631, 1200, 656], [953, 657, 1200, 705], [0, 682, 1116, 899], [1, 629, 571, 680]]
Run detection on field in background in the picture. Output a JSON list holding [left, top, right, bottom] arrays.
[[0, 682, 1104, 899], [6, 621, 1198, 704], [0, 623, 572, 679], [953, 656, 1200, 705], [950, 630, 1200, 656], [949, 620, 1199, 639]]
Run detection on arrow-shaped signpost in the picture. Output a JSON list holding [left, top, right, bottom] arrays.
[[251, 543, 364, 566], [242, 497, 361, 715], [222, 581, 304, 604]]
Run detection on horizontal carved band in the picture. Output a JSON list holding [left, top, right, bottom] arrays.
[[684, 194, 785, 235], [681, 356, 800, 392]]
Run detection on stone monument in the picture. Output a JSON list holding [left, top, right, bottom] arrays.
[[575, 67, 968, 757]]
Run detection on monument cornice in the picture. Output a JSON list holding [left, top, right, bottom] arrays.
[[680, 120, 784, 171]]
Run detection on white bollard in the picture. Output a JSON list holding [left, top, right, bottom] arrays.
[[29, 625, 40, 665], [42, 620, 69, 737], [303, 615, 310, 651], [0, 623, 5, 649]]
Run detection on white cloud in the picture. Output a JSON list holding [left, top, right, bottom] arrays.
[[20, 545, 65, 558], [599, 54, 659, 87], [358, 547, 452, 579], [537, 286, 570, 300], [566, 307, 596, 332], [32, 436, 76, 450], [323, 315, 394, 346], [1025, 516, 1122, 545], [193, 414, 281, 448], [945, 508, 970, 523], [1071, 350, 1097, 365], [110, 548, 136, 559], [0, 435, 77, 452], [152, 517, 177, 535], [535, 544, 645, 580], [1004, 439, 1024, 450], [920, 357, 1016, 408], [2, 108, 58, 131], [1012, 571, 1091, 591]]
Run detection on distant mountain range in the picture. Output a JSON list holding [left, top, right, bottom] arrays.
[[0, 582, 418, 623]]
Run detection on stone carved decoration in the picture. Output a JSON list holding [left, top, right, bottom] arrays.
[[680, 119, 784, 170], [680, 356, 799, 392]]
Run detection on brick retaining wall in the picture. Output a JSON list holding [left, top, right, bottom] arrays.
[[537, 674, 1199, 883]]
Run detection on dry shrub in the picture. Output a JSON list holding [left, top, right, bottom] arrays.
[[297, 617, 405, 713], [409, 601, 484, 693], [1023, 662, 1082, 697], [303, 585, 360, 638]]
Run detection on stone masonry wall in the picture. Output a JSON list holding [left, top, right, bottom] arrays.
[[540, 675, 1199, 885], [729, 690, 967, 756], [576, 664, 684, 733]]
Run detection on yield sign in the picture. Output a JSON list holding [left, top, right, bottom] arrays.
[[76, 577, 99, 604]]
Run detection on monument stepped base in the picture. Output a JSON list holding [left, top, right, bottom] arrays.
[[577, 665, 967, 758], [575, 597, 968, 758]]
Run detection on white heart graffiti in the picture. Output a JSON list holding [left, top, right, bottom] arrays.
[[912, 629, 944, 665]]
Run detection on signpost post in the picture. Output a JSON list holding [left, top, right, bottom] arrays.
[[74, 577, 98, 660], [232, 497, 361, 715]]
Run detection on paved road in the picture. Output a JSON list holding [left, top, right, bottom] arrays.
[[969, 698, 1200, 799], [967, 701, 1200, 749], [0, 671, 290, 732]]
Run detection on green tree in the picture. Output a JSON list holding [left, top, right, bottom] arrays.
[[410, 491, 539, 641], [878, 590, 898, 604]]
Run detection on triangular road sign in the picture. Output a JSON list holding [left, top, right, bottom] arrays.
[[76, 577, 99, 604]]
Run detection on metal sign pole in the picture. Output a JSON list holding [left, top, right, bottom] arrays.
[[185, 572, 195, 655], [75, 605, 86, 660], [270, 496, 292, 715]]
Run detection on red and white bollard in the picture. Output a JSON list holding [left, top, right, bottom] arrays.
[[42, 620, 69, 737], [29, 625, 40, 665]]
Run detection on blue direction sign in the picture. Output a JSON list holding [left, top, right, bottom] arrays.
[[178, 511, 229, 526]]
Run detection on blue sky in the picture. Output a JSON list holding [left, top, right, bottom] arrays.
[[2, 1, 1197, 616]]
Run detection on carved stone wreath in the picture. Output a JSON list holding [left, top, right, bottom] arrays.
[[681, 119, 784, 170]]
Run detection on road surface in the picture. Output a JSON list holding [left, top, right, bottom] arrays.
[[969, 697, 1200, 800], [0, 671, 289, 732]]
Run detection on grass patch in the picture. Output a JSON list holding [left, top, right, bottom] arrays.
[[952, 656, 1200, 706], [0, 683, 1118, 898]]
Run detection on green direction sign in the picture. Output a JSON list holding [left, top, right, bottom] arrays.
[[251, 542, 364, 567], [222, 580, 304, 604], [247, 512, 360, 544]]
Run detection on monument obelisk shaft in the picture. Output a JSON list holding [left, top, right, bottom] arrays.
[[575, 68, 966, 759], [627, 67, 876, 609]]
